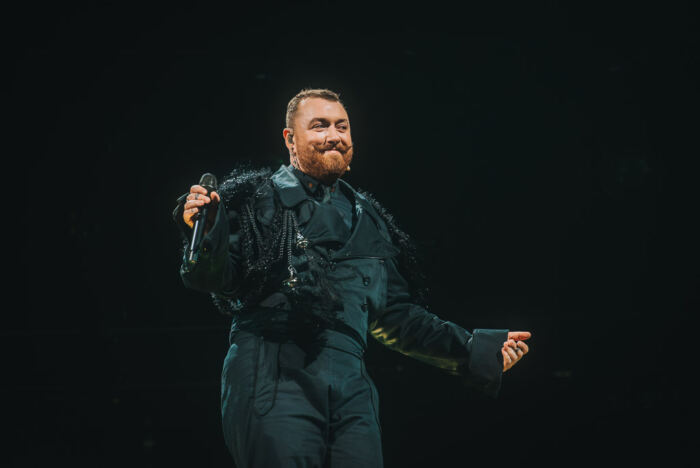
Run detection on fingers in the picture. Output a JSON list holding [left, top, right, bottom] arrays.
[[184, 193, 219, 211], [182, 207, 199, 228], [505, 337, 530, 354], [502, 338, 529, 373], [505, 345, 518, 362], [516, 340, 529, 355], [185, 198, 210, 210], [190, 185, 220, 199], [186, 192, 211, 203], [508, 331, 532, 341], [185, 191, 219, 206], [502, 348, 512, 372], [182, 189, 220, 229], [190, 184, 209, 195], [183, 199, 210, 224]]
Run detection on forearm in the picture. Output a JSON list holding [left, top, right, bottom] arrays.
[[369, 304, 475, 373], [370, 304, 507, 372], [377, 257, 508, 396], [370, 304, 507, 397]]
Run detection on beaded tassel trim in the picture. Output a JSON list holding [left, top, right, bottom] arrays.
[[243, 201, 308, 290], [282, 210, 309, 289]]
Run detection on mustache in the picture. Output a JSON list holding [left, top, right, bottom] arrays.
[[317, 144, 351, 153]]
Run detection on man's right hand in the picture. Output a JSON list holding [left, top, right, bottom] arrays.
[[183, 184, 221, 232]]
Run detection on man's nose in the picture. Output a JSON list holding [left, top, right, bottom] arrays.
[[326, 127, 341, 145]]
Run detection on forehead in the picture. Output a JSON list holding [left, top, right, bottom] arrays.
[[296, 98, 349, 123]]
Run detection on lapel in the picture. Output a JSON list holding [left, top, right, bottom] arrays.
[[270, 164, 309, 208], [270, 164, 400, 259]]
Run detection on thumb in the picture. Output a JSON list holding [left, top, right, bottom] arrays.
[[508, 331, 532, 341]]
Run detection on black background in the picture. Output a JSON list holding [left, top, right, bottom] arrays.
[[6, 3, 699, 467]]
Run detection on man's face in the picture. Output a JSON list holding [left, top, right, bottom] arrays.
[[284, 97, 353, 184]]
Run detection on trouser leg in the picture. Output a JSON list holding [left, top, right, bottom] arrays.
[[327, 354, 384, 468], [222, 333, 330, 467]]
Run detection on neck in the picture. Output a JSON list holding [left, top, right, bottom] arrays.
[[290, 163, 340, 187]]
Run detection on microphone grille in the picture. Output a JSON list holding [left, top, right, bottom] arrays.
[[199, 173, 218, 190]]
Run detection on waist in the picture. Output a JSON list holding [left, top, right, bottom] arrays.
[[230, 306, 366, 356]]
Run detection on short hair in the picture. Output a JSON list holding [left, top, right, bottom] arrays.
[[285, 88, 343, 130]]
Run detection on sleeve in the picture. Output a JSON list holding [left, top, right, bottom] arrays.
[[368, 255, 508, 398], [172, 193, 245, 297]]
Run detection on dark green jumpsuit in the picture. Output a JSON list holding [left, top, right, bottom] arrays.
[[176, 164, 508, 467]]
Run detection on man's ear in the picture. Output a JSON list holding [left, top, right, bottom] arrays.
[[283, 128, 295, 158]]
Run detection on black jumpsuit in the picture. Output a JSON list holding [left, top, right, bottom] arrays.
[[176, 164, 508, 467]]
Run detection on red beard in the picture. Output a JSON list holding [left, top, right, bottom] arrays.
[[296, 145, 353, 185]]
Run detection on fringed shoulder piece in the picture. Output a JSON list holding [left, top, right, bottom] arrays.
[[356, 188, 431, 309], [217, 162, 275, 209]]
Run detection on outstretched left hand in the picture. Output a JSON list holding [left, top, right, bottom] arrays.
[[502, 331, 531, 372]]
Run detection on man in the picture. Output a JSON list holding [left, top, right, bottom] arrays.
[[174, 88, 531, 467]]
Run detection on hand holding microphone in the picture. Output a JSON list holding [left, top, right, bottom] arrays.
[[183, 173, 219, 265]]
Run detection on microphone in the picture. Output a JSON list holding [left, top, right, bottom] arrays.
[[188, 172, 219, 266]]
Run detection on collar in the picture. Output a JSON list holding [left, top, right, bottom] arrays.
[[271, 164, 348, 208], [270, 163, 395, 244], [289, 164, 339, 198]]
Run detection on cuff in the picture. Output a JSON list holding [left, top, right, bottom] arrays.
[[461, 328, 509, 398], [178, 202, 230, 287], [172, 192, 228, 255], [172, 192, 191, 245], [199, 202, 229, 258]]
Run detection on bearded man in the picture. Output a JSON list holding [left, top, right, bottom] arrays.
[[173, 88, 531, 467]]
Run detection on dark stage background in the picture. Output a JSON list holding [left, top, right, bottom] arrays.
[[7, 4, 698, 467]]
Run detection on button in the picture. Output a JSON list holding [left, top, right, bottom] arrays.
[[329, 262, 336, 271], [361, 303, 368, 312], [363, 277, 370, 286]]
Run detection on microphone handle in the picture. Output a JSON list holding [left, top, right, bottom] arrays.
[[188, 204, 209, 265], [187, 182, 216, 265]]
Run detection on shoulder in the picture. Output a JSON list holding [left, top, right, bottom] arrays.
[[218, 164, 276, 208], [353, 185, 397, 238]]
